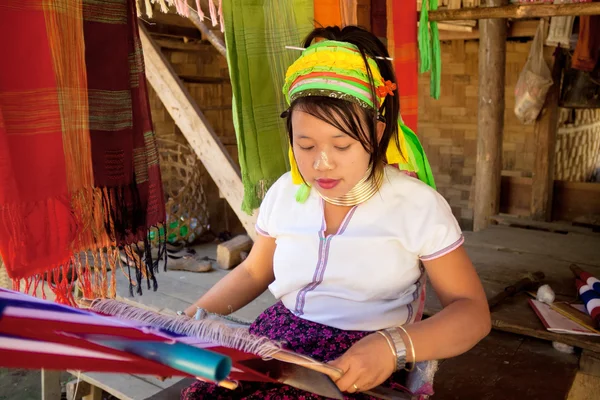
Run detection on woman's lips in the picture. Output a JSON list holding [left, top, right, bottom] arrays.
[[316, 179, 340, 189]]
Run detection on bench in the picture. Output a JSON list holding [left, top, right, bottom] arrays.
[[65, 371, 193, 400]]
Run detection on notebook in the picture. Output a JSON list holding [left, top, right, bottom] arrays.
[[529, 299, 600, 336]]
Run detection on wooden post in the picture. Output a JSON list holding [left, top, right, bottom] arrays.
[[41, 369, 62, 400], [138, 25, 257, 240], [473, 0, 507, 232], [531, 48, 565, 221]]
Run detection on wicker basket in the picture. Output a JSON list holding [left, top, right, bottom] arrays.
[[555, 108, 600, 182], [152, 137, 210, 245]]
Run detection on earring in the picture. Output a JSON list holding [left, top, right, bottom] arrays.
[[288, 145, 311, 203]]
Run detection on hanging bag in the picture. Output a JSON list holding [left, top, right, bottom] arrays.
[[514, 20, 554, 124]]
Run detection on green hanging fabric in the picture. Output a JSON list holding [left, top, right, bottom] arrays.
[[222, 0, 314, 214], [417, 0, 441, 99], [418, 0, 431, 74]]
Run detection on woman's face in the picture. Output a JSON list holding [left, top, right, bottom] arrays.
[[291, 110, 372, 198]]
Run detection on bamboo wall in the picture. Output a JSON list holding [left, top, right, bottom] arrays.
[[149, 38, 545, 232], [149, 33, 598, 233], [418, 40, 538, 229]]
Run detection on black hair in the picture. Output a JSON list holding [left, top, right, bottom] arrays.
[[282, 25, 400, 179]]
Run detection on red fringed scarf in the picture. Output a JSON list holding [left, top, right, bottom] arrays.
[[0, 0, 166, 304]]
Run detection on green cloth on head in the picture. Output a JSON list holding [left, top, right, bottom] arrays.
[[223, 0, 314, 214]]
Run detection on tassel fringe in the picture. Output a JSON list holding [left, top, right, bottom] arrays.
[[135, 0, 225, 31], [11, 236, 165, 308], [3, 185, 167, 306]]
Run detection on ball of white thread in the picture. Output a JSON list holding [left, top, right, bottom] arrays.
[[552, 341, 574, 354], [536, 284, 555, 304]]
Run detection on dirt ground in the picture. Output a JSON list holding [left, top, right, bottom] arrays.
[[0, 369, 73, 400]]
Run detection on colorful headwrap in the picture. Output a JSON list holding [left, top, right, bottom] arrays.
[[283, 40, 436, 192]]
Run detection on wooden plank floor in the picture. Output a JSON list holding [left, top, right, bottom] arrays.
[[433, 330, 579, 400], [426, 225, 600, 353]]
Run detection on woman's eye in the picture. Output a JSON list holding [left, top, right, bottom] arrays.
[[335, 145, 351, 151], [299, 146, 314, 151]]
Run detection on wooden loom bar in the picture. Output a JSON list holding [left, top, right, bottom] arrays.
[[429, 2, 600, 21], [138, 25, 257, 240], [473, 0, 507, 232], [531, 48, 566, 221], [187, 12, 227, 58]]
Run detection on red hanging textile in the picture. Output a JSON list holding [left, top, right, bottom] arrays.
[[0, 0, 166, 304], [370, 0, 387, 40], [386, 0, 418, 132]]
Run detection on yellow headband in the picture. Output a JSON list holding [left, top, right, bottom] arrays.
[[283, 40, 410, 186]]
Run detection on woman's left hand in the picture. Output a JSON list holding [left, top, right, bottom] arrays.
[[328, 333, 396, 393]]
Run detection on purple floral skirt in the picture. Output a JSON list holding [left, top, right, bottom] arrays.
[[180, 301, 409, 400]]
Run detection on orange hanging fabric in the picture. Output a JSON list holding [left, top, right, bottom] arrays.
[[572, 15, 600, 72], [314, 0, 342, 28], [340, 0, 358, 27]]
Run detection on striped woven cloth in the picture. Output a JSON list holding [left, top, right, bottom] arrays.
[[573, 266, 600, 326], [223, 0, 314, 213]]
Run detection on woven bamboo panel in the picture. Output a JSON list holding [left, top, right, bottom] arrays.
[[555, 109, 600, 182], [419, 40, 536, 228]]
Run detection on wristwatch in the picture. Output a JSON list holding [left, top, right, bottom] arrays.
[[384, 327, 407, 371]]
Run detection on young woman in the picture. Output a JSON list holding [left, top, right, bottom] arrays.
[[181, 25, 491, 400]]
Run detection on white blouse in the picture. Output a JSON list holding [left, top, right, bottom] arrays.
[[256, 166, 463, 331]]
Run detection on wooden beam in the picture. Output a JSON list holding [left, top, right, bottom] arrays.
[[142, 1, 226, 57], [153, 37, 211, 51], [142, 19, 202, 40], [439, 19, 538, 41], [531, 48, 565, 221], [146, 9, 197, 29], [138, 25, 257, 240], [473, 0, 507, 232], [187, 12, 227, 58], [429, 2, 600, 21]]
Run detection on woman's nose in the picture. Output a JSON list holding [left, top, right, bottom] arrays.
[[313, 150, 335, 171]]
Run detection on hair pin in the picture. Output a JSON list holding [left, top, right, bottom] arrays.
[[285, 46, 393, 61]]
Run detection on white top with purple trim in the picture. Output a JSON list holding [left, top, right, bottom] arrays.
[[255, 166, 463, 331]]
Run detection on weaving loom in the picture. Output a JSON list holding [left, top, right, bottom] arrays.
[[0, 288, 415, 400]]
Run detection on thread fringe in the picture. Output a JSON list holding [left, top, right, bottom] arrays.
[[91, 299, 283, 359], [136, 0, 224, 31]]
